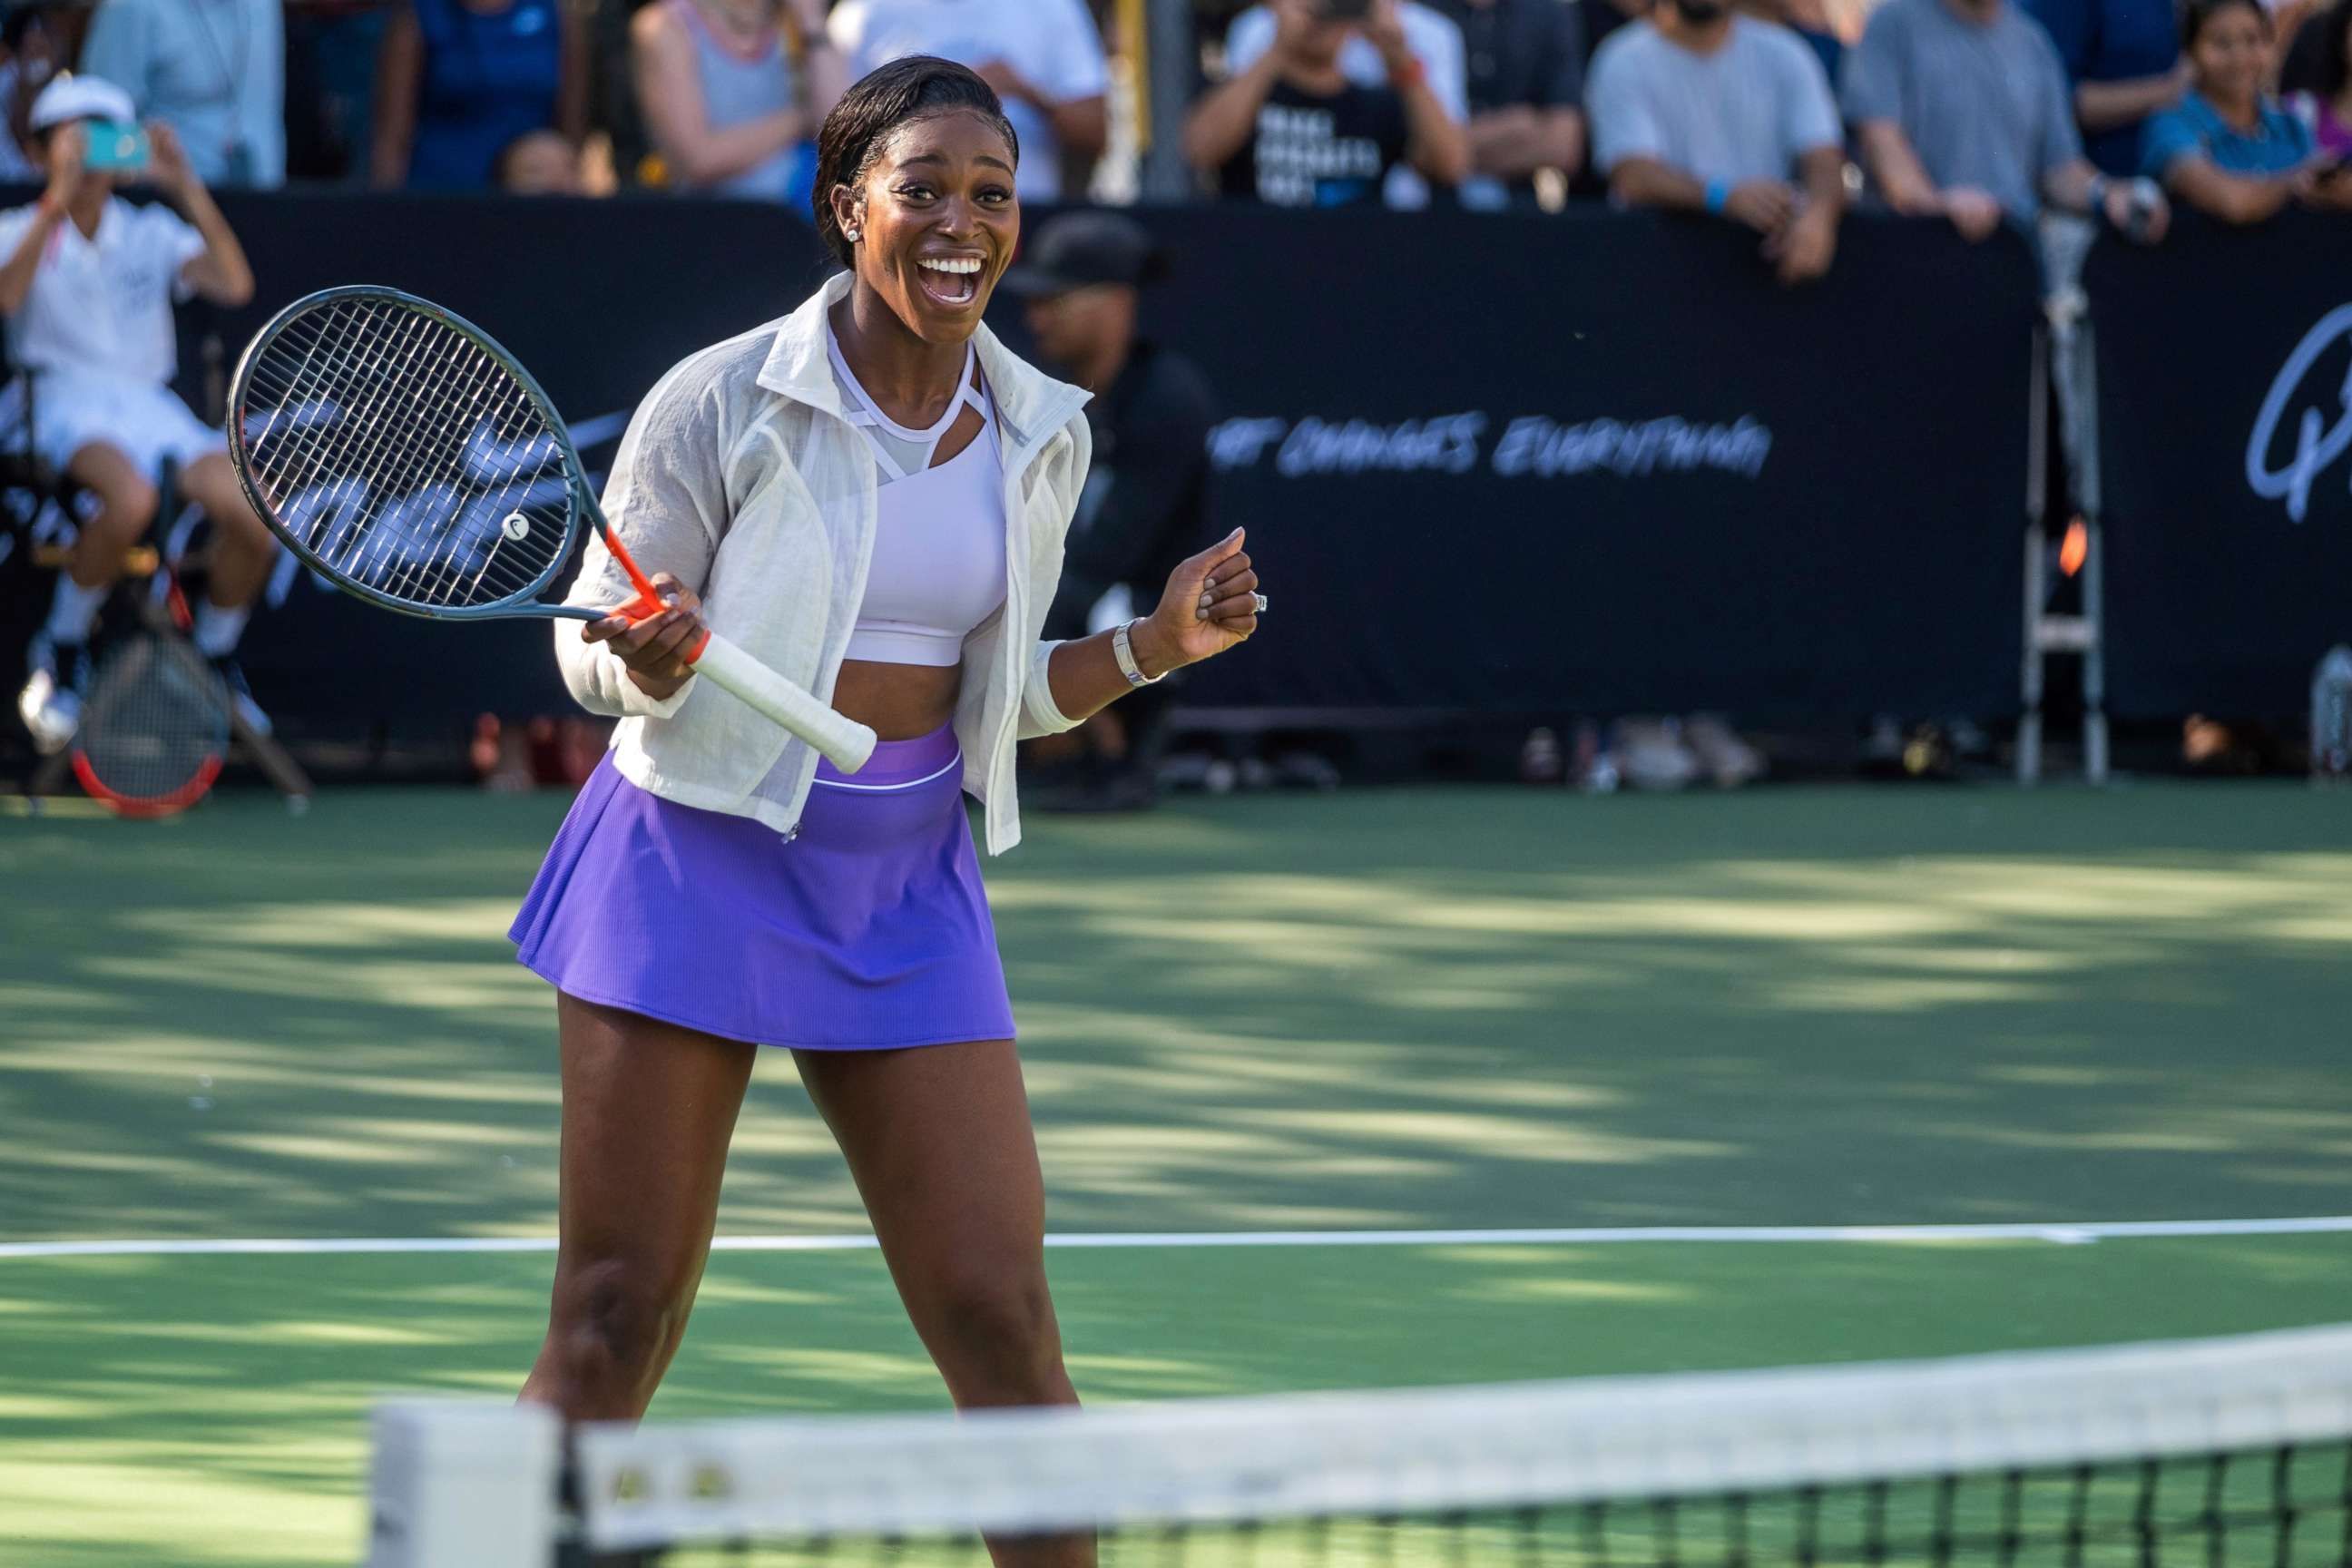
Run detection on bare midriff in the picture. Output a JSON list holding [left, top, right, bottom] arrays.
[[832, 659, 964, 741]]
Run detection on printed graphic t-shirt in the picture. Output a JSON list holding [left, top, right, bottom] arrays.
[[1218, 78, 1410, 208]]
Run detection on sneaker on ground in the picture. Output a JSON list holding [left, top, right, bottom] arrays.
[[208, 652, 273, 739], [17, 633, 91, 755]]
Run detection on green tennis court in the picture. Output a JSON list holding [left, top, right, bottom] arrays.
[[3, 783, 2348, 1566]]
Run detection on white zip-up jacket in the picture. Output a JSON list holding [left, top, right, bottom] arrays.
[[554, 270, 1093, 855]]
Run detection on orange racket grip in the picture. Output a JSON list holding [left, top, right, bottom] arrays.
[[599, 529, 666, 615]]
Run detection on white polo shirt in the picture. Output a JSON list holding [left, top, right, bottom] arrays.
[[0, 196, 203, 387], [829, 0, 1110, 202]]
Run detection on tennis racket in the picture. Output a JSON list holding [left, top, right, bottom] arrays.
[[73, 629, 230, 818], [224, 285, 877, 773]]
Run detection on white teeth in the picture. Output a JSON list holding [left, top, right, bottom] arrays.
[[919, 257, 982, 275]]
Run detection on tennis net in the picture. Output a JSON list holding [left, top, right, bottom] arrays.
[[364, 1323, 2352, 1567]]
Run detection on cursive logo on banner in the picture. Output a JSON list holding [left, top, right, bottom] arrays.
[[1206, 412, 1774, 482], [2247, 303, 2352, 524]]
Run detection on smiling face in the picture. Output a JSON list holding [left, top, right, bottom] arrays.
[[834, 110, 1020, 346], [2189, 0, 2269, 107]]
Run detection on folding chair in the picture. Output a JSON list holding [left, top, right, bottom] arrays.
[[2, 345, 313, 811]]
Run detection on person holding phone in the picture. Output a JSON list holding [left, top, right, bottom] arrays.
[[1183, 0, 1471, 206], [2142, 0, 2352, 220], [1, 74, 276, 755]]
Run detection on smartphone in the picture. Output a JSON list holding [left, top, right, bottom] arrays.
[[82, 120, 150, 173], [1317, 0, 1373, 17]]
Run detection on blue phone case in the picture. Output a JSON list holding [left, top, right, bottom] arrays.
[[83, 121, 150, 172]]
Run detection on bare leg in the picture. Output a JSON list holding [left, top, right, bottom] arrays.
[[61, 442, 158, 591], [522, 994, 757, 1421], [796, 1038, 1091, 1568], [177, 452, 278, 609]]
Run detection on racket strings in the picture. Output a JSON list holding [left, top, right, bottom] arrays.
[[281, 312, 554, 606], [236, 296, 577, 612], [78, 636, 230, 808], [386, 351, 547, 604]]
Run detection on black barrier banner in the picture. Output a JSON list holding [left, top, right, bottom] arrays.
[[2088, 209, 2352, 719], [1111, 207, 2037, 718], [0, 197, 2036, 749]]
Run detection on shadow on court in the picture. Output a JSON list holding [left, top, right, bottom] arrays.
[[3, 782, 2350, 1564], [2, 783, 2348, 1244]]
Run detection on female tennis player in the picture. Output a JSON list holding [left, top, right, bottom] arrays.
[[507, 53, 1261, 1539]]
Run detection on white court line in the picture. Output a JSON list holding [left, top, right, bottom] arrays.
[[3, 1215, 2351, 1261]]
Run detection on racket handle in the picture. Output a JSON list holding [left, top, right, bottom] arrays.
[[690, 631, 878, 776]]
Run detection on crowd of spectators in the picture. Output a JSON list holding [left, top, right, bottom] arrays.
[[0, 0, 2340, 235], [3, 0, 2345, 780]]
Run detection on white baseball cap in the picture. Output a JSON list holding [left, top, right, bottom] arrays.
[[28, 74, 135, 134]]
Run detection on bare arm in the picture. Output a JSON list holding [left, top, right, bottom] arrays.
[[1044, 93, 1109, 161], [799, 29, 848, 123], [1040, 532, 1260, 727], [1608, 152, 1713, 211], [1040, 626, 1167, 726], [2043, 156, 2101, 213], [2163, 155, 2300, 224], [632, 5, 802, 185], [2076, 66, 2188, 133], [2046, 155, 2171, 239], [1764, 142, 1847, 282], [1854, 118, 1945, 212], [0, 201, 64, 318], [971, 58, 1107, 160], [1468, 104, 1584, 181], [1393, 64, 1471, 185], [1181, 47, 1286, 170], [556, 1, 593, 145], [1796, 142, 1846, 218], [369, 8, 422, 190], [172, 177, 254, 306]]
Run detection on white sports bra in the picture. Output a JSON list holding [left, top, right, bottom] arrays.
[[828, 327, 1008, 669]]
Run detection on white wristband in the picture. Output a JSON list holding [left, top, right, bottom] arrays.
[[1112, 619, 1165, 687]]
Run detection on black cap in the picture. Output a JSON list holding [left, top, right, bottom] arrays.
[[1000, 211, 1166, 298]]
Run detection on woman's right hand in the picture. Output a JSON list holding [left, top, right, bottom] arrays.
[[44, 122, 82, 202], [582, 572, 706, 702]]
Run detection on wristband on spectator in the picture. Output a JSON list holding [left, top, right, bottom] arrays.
[[2086, 174, 2111, 218], [1704, 181, 1730, 214]]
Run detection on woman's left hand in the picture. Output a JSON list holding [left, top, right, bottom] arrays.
[[142, 121, 194, 198], [1136, 528, 1260, 674]]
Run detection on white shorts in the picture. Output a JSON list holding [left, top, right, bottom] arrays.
[[0, 368, 224, 481]]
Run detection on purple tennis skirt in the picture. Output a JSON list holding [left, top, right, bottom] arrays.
[[508, 722, 1014, 1050]]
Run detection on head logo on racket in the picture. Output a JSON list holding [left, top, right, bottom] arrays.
[[501, 512, 531, 542]]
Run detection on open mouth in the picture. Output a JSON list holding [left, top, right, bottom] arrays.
[[916, 256, 984, 309]]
